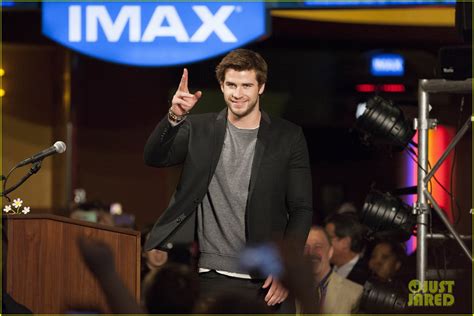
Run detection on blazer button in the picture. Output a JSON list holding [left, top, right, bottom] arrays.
[[176, 215, 185, 223]]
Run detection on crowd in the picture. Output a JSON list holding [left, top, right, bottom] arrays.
[[73, 209, 413, 314]]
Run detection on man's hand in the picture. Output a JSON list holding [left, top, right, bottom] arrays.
[[77, 237, 145, 314], [170, 68, 202, 116], [262, 275, 289, 306]]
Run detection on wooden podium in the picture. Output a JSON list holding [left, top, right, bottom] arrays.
[[2, 214, 141, 313]]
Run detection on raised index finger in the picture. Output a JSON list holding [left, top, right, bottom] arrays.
[[177, 68, 189, 92]]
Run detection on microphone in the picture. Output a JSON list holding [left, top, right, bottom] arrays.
[[16, 141, 67, 167]]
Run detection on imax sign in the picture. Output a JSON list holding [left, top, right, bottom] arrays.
[[42, 2, 267, 66]]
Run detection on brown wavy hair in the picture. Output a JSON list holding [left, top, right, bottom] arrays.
[[215, 49, 267, 86]]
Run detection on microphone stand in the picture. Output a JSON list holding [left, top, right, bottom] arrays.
[[1, 161, 43, 201]]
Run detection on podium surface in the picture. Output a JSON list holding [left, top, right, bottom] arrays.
[[3, 214, 141, 313]]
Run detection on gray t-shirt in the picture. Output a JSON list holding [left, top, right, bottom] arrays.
[[197, 121, 258, 273]]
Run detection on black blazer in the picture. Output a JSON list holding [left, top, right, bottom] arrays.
[[143, 109, 313, 251], [347, 256, 370, 286]]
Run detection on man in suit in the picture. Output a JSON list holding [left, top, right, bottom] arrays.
[[324, 213, 370, 286], [144, 49, 313, 312], [305, 226, 363, 314]]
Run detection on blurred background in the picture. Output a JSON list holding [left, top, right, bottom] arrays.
[[1, 1, 471, 242]]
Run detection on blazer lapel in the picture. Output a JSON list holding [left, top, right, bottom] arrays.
[[208, 108, 227, 185], [247, 111, 271, 204]]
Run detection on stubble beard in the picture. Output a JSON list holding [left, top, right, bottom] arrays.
[[227, 98, 259, 119]]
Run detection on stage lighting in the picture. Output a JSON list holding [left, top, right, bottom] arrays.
[[360, 190, 415, 241], [356, 95, 414, 148], [359, 280, 407, 313]]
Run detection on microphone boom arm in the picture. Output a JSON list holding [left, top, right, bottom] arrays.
[[1, 161, 43, 199]]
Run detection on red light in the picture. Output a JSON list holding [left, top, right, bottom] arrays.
[[381, 84, 406, 93], [356, 84, 376, 92]]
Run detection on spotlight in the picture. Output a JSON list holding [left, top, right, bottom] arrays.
[[360, 280, 407, 313], [356, 96, 414, 148], [360, 190, 415, 241]]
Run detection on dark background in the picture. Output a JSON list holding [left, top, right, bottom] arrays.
[[2, 5, 471, 231]]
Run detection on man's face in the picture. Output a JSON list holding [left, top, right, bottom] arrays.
[[305, 228, 333, 279], [368, 243, 401, 281], [325, 223, 349, 266], [144, 249, 168, 269], [220, 69, 265, 119]]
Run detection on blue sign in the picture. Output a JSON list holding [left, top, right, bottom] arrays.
[[371, 54, 405, 77], [42, 2, 267, 66]]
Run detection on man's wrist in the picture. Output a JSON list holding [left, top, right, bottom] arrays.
[[168, 107, 187, 124]]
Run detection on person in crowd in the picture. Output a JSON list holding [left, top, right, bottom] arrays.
[[368, 238, 406, 283], [142, 263, 199, 314], [70, 201, 115, 226], [277, 240, 319, 314], [335, 201, 358, 214], [78, 237, 319, 314], [305, 226, 363, 314], [143, 48, 313, 312], [140, 225, 168, 281], [77, 237, 144, 314], [324, 213, 370, 285], [143, 247, 168, 272]]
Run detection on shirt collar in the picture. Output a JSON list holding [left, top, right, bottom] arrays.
[[333, 254, 360, 279]]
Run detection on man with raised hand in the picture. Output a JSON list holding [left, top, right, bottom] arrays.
[[144, 49, 313, 313], [168, 68, 202, 122]]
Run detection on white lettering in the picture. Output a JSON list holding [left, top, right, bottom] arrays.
[[69, 6, 82, 42], [191, 6, 237, 42], [373, 58, 403, 72], [76, 4, 238, 43], [141, 6, 189, 42], [86, 5, 141, 42]]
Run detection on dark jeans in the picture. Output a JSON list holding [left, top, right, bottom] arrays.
[[198, 270, 295, 314]]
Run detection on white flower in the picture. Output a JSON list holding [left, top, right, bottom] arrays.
[[12, 198, 23, 208], [3, 205, 12, 213], [22, 207, 31, 214]]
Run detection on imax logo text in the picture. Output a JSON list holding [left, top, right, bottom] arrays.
[[68, 5, 238, 43]]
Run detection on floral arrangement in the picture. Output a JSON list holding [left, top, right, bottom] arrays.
[[3, 198, 30, 215]]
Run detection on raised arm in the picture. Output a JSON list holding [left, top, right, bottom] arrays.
[[170, 68, 202, 117], [144, 68, 202, 167], [77, 237, 144, 314]]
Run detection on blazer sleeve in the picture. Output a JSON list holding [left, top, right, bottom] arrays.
[[285, 127, 313, 245], [144, 116, 190, 167]]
